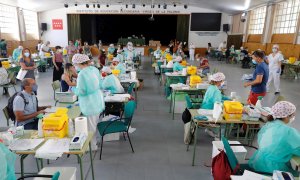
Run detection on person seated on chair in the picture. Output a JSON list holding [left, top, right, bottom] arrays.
[[201, 72, 230, 109], [101, 66, 124, 94], [13, 78, 50, 130], [173, 56, 184, 72], [111, 58, 126, 74], [61, 63, 77, 92], [249, 101, 300, 177], [0, 62, 9, 85], [196, 54, 210, 75], [241, 47, 251, 69]]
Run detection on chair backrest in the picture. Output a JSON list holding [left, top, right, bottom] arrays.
[[221, 137, 239, 171], [124, 101, 136, 126], [7, 72, 16, 84], [51, 172, 60, 180], [2, 107, 10, 126], [185, 95, 193, 109], [51, 80, 61, 99], [127, 83, 135, 95]]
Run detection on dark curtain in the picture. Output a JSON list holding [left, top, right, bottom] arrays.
[[67, 14, 81, 41], [176, 15, 190, 43]]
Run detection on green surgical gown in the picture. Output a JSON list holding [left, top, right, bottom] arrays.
[[102, 74, 125, 94], [201, 85, 229, 109]]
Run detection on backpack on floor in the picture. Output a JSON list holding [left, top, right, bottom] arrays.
[[182, 108, 191, 124], [6, 92, 28, 122], [212, 150, 238, 180]]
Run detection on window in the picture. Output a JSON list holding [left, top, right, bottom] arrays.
[[23, 10, 39, 38], [0, 4, 19, 35], [248, 6, 267, 34], [273, 0, 300, 34]]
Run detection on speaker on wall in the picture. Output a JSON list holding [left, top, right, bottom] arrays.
[[41, 23, 47, 31], [223, 24, 229, 32]]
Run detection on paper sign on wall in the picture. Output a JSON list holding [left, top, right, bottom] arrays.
[[52, 19, 63, 30]]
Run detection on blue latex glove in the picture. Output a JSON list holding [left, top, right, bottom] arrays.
[[194, 115, 208, 121]]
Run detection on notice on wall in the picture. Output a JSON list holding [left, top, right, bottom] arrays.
[[52, 19, 63, 30]]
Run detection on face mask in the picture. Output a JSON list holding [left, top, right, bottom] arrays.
[[31, 84, 38, 92], [252, 59, 257, 65], [75, 66, 81, 72], [289, 116, 295, 124], [272, 48, 277, 53], [58, 49, 63, 53], [220, 82, 225, 87], [196, 58, 200, 62], [24, 52, 30, 57]]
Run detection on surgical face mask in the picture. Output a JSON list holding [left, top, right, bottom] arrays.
[[252, 59, 257, 65], [220, 81, 225, 87], [75, 66, 81, 72], [272, 48, 278, 53], [31, 84, 38, 92], [289, 116, 295, 124], [196, 58, 200, 62], [24, 52, 30, 57]]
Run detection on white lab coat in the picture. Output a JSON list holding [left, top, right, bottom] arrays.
[[266, 53, 284, 92], [189, 44, 195, 61]]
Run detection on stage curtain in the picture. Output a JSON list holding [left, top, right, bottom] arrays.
[[67, 14, 81, 41], [176, 15, 189, 43]]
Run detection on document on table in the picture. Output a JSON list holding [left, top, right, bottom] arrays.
[[105, 94, 129, 102], [44, 107, 59, 113], [230, 170, 271, 180], [35, 138, 70, 160], [9, 139, 44, 151]]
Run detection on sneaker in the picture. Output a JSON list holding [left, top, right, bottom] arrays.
[[275, 92, 280, 95]]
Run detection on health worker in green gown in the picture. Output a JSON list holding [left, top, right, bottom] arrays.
[[112, 58, 126, 74], [249, 101, 300, 176], [101, 66, 125, 94], [173, 56, 184, 72], [72, 54, 105, 150], [201, 72, 230, 109]]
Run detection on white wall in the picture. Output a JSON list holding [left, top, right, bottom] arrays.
[[38, 8, 68, 47], [38, 5, 230, 48]]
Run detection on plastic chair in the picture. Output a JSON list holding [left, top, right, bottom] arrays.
[[2, 106, 10, 126], [51, 80, 61, 105], [97, 101, 136, 160], [127, 82, 135, 95], [185, 95, 202, 109], [0, 71, 17, 94], [221, 137, 273, 176], [17, 172, 60, 180]]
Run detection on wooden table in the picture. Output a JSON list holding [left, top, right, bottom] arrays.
[[13, 131, 95, 180], [188, 109, 264, 166]]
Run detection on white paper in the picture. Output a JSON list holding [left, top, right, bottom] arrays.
[[197, 109, 213, 116], [9, 139, 44, 151], [35, 139, 70, 160], [213, 102, 223, 123], [230, 170, 272, 180], [128, 126, 136, 133], [44, 107, 59, 113]]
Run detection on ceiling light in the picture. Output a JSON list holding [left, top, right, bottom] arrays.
[[97, 4, 100, 8], [64, 4, 68, 8], [126, 4, 128, 8], [86, 4, 89, 8], [132, 4, 135, 8], [241, 12, 247, 17], [106, 4, 109, 7], [163, 4, 167, 9], [143, 4, 145, 7], [75, 3, 77, 6], [184, 4, 188, 9], [174, 4, 176, 7]]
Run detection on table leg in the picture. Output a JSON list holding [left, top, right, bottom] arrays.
[[245, 124, 250, 145], [89, 142, 95, 180], [169, 90, 173, 113], [20, 155, 28, 177], [192, 123, 198, 166], [172, 91, 176, 120], [219, 124, 222, 140], [135, 85, 138, 108], [40, 158, 44, 169], [35, 158, 40, 172], [77, 155, 84, 180]]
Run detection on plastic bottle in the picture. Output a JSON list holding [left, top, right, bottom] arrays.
[[38, 119, 43, 137], [256, 96, 263, 108], [68, 119, 74, 137]]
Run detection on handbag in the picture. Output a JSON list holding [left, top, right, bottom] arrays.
[[16, 69, 28, 80]]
